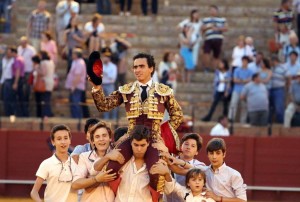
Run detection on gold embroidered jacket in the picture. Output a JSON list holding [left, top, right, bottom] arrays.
[[92, 81, 183, 142]]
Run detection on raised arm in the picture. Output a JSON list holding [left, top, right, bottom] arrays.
[[91, 85, 123, 112]]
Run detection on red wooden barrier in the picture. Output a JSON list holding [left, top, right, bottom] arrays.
[[0, 130, 300, 200]]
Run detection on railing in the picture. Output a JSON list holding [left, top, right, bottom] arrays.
[[1, 179, 300, 192]]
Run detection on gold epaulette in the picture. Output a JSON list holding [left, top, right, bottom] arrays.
[[155, 82, 173, 96], [118, 81, 137, 94]]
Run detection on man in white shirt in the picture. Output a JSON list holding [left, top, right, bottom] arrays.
[[17, 36, 36, 117], [55, 0, 79, 47], [1, 47, 14, 116], [115, 125, 152, 202], [210, 115, 230, 136]]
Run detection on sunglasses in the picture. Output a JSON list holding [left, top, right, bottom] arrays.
[[55, 154, 73, 183]]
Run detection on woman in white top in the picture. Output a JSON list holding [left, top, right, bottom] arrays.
[[158, 51, 178, 93], [72, 121, 117, 202], [39, 50, 55, 117], [84, 13, 105, 54], [178, 9, 202, 68]]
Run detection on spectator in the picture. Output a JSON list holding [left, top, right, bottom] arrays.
[[0, 0, 15, 33], [179, 25, 195, 83], [41, 31, 58, 64], [0, 35, 7, 71], [245, 36, 256, 57], [248, 51, 264, 74], [231, 35, 253, 70], [202, 59, 230, 122], [284, 70, 300, 127], [110, 37, 132, 88], [96, 0, 111, 15], [270, 56, 287, 123], [285, 51, 300, 88], [119, 0, 132, 16], [64, 16, 85, 73], [101, 47, 117, 120], [72, 122, 116, 201], [293, 0, 300, 40], [27, 0, 51, 51], [32, 55, 43, 117], [204, 138, 247, 201], [202, 5, 228, 71], [228, 56, 253, 123], [38, 50, 55, 118], [241, 73, 269, 126], [273, 0, 293, 33], [71, 118, 100, 163], [210, 115, 230, 136], [11, 46, 25, 117], [65, 48, 87, 119], [30, 125, 77, 202], [276, 24, 292, 61], [259, 58, 273, 90], [56, 0, 80, 48], [282, 32, 300, 63], [84, 13, 105, 54], [178, 9, 202, 69], [158, 51, 178, 93], [0, 47, 14, 116], [17, 36, 36, 117], [141, 0, 158, 16]]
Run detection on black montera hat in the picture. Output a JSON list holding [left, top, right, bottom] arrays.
[[87, 51, 103, 85]]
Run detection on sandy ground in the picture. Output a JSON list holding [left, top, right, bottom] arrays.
[[0, 198, 32, 202]]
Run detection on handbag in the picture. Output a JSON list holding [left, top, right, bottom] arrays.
[[34, 76, 46, 92]]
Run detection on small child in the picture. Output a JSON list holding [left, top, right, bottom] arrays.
[[164, 168, 215, 202], [31, 124, 77, 202], [204, 138, 247, 201]]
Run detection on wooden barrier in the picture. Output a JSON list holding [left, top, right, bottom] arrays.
[[0, 130, 300, 200]]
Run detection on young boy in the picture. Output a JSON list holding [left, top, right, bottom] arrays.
[[31, 124, 77, 202], [205, 138, 247, 202], [165, 133, 206, 202], [71, 118, 100, 163]]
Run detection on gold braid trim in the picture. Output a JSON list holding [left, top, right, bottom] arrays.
[[118, 81, 137, 94], [157, 175, 165, 193]]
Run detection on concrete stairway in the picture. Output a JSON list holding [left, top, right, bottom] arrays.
[[3, 0, 281, 121]]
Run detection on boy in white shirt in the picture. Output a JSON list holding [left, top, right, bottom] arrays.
[[30, 124, 77, 202], [205, 138, 247, 202]]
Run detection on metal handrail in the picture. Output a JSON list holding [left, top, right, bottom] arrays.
[[0, 179, 300, 192], [247, 185, 300, 192]]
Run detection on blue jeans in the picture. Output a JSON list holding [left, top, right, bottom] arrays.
[[43, 91, 53, 117], [69, 89, 83, 118], [97, 0, 111, 15], [2, 79, 15, 116], [102, 83, 117, 120], [270, 87, 285, 123], [21, 73, 32, 117]]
